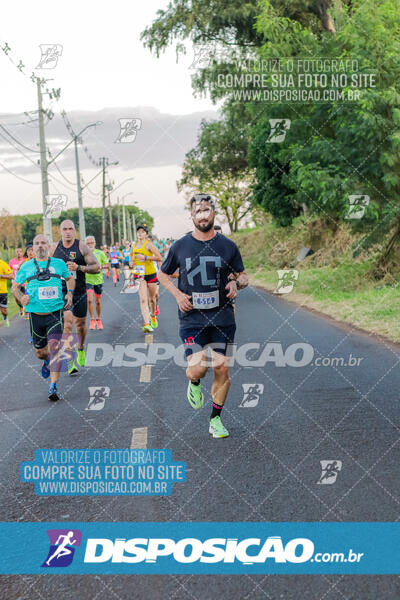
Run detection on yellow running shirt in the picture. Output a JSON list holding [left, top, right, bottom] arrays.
[[131, 240, 156, 275], [0, 260, 12, 293]]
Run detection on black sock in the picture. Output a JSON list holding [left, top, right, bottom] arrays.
[[191, 379, 200, 386], [210, 402, 223, 420], [2, 313, 6, 320]]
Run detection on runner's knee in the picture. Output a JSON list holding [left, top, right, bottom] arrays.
[[186, 363, 207, 380], [213, 362, 230, 379]]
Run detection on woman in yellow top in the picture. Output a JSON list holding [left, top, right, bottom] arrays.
[[0, 258, 13, 327], [129, 225, 162, 332]]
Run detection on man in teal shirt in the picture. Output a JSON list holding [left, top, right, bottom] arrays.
[[85, 236, 109, 330], [12, 234, 75, 402]]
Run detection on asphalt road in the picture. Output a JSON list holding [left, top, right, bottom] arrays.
[[0, 273, 399, 599]]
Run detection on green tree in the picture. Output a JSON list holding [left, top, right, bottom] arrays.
[[11, 206, 154, 247], [178, 112, 261, 231], [250, 0, 400, 245]]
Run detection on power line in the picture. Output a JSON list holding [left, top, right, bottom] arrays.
[[47, 172, 77, 193], [81, 177, 101, 197], [0, 124, 39, 153], [47, 149, 77, 186], [0, 131, 39, 167], [0, 159, 41, 183]]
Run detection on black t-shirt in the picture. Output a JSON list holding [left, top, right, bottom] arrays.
[[53, 239, 86, 294], [161, 232, 245, 327]]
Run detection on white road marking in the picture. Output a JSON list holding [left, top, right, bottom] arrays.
[[140, 364, 152, 382], [130, 427, 148, 449]]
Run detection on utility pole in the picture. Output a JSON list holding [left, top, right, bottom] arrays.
[[131, 211, 137, 242], [101, 157, 107, 246], [117, 197, 121, 243], [108, 188, 114, 246], [122, 199, 127, 240], [37, 78, 52, 242], [127, 210, 133, 241], [74, 136, 85, 240]]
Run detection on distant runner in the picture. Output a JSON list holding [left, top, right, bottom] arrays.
[[0, 258, 13, 327], [109, 246, 122, 286], [129, 225, 162, 332], [9, 247, 26, 317], [12, 234, 75, 401], [85, 236, 109, 330], [159, 193, 248, 438], [25, 243, 35, 260], [101, 246, 110, 278]]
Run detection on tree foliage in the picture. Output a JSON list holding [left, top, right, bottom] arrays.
[[11, 205, 154, 247]]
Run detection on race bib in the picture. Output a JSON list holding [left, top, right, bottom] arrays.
[[133, 265, 145, 276], [38, 286, 59, 300], [192, 290, 219, 309], [71, 270, 77, 279]]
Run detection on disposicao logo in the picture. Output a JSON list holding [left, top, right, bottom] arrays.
[[42, 529, 82, 567], [83, 536, 314, 564]]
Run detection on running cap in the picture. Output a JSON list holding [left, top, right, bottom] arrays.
[[137, 224, 148, 233]]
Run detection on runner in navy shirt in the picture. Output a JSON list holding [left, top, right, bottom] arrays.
[[159, 193, 248, 439]]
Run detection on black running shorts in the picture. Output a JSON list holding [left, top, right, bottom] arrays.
[[29, 309, 64, 349]]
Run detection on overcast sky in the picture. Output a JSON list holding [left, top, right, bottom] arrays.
[[0, 0, 221, 238]]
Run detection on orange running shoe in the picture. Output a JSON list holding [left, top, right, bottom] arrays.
[[89, 319, 96, 330], [96, 319, 103, 330]]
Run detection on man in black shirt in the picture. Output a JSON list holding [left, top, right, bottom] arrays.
[[50, 220, 100, 374], [159, 193, 248, 438]]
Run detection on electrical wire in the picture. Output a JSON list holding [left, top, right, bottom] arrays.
[[0, 124, 39, 153], [47, 172, 77, 193], [0, 131, 39, 167], [0, 159, 41, 183], [47, 148, 77, 186], [81, 178, 102, 197]]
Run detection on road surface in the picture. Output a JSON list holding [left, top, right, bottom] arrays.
[[0, 274, 399, 598]]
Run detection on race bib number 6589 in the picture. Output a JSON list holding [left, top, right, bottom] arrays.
[[192, 290, 219, 309]]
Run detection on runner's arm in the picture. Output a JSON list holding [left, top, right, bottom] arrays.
[[65, 274, 75, 293], [78, 241, 100, 274], [0, 271, 13, 280], [157, 270, 180, 299], [11, 280, 29, 305], [129, 248, 135, 268], [233, 271, 248, 290], [144, 241, 163, 263], [64, 274, 75, 309], [158, 270, 193, 312]]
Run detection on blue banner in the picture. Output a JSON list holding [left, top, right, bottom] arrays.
[[0, 522, 399, 574]]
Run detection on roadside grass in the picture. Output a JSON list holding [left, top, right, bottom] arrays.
[[232, 224, 400, 343]]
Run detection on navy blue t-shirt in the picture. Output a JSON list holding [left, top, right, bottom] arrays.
[[161, 232, 245, 327]]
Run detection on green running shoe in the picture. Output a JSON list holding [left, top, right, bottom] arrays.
[[142, 323, 153, 333], [187, 380, 204, 410], [68, 359, 79, 375], [209, 415, 229, 438], [4, 318, 10, 327], [77, 348, 86, 367], [150, 315, 158, 329]]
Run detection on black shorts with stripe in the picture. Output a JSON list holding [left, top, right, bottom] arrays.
[[29, 309, 64, 349]]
